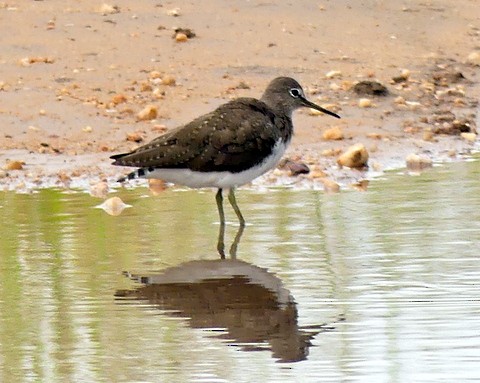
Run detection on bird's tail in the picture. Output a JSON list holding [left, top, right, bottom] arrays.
[[117, 167, 155, 183]]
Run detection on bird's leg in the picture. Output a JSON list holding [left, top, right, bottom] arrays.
[[216, 188, 226, 259], [228, 188, 245, 226], [228, 188, 246, 258]]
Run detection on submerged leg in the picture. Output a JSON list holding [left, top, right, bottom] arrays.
[[216, 188, 226, 259], [228, 188, 246, 227], [227, 188, 245, 258], [229, 223, 245, 259]]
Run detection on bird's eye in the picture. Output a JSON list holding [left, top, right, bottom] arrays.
[[289, 88, 302, 98]]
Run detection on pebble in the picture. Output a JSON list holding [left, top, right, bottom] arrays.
[[353, 81, 388, 96], [98, 3, 120, 15], [166, 7, 181, 17], [173, 28, 196, 38], [137, 105, 158, 121], [320, 178, 340, 193], [392, 69, 411, 83], [148, 179, 167, 195], [322, 148, 342, 157], [126, 132, 144, 143], [4, 160, 24, 170], [358, 98, 374, 108], [307, 169, 327, 179], [111, 94, 127, 105], [466, 51, 480, 66], [422, 130, 436, 142], [90, 181, 109, 198], [322, 126, 344, 141], [337, 143, 369, 169], [161, 75, 176, 86], [175, 33, 188, 42], [278, 158, 310, 176], [351, 180, 369, 191], [96, 197, 131, 216], [406, 154, 432, 171], [149, 71, 163, 79], [325, 70, 342, 79], [460, 132, 477, 142]]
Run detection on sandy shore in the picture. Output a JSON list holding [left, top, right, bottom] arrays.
[[1, 0, 479, 193]]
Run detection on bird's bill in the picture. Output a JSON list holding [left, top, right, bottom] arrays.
[[300, 97, 341, 119]]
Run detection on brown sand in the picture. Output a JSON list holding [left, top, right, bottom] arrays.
[[1, 1, 479, 192]]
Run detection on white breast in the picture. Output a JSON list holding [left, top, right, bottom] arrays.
[[146, 140, 288, 189]]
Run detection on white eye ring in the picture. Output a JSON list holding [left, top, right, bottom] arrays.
[[289, 88, 302, 98]]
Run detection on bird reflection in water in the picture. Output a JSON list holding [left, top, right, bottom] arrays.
[[115, 259, 339, 363], [218, 216, 244, 259]]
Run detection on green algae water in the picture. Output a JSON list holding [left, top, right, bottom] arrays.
[[1, 158, 479, 382]]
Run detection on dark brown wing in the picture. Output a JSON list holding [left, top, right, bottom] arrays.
[[110, 98, 287, 173]]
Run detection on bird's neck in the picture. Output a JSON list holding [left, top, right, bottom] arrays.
[[260, 94, 293, 119]]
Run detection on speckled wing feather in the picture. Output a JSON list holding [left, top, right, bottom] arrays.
[[111, 98, 289, 173]]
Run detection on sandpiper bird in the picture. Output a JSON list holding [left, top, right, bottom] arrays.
[[111, 77, 340, 257]]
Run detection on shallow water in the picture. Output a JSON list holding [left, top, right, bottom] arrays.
[[1, 158, 480, 383]]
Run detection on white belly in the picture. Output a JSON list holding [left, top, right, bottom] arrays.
[[146, 140, 287, 189]]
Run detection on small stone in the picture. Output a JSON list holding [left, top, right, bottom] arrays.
[[322, 148, 342, 157], [19, 56, 54, 66], [111, 94, 127, 105], [149, 70, 163, 79], [140, 82, 153, 92], [320, 178, 340, 193], [358, 98, 374, 108], [366, 132, 383, 139], [353, 81, 388, 96], [423, 130, 435, 142], [90, 181, 109, 198], [466, 51, 480, 66], [148, 179, 167, 195], [4, 160, 24, 170], [278, 158, 310, 176], [337, 143, 369, 169], [166, 7, 181, 17], [307, 169, 327, 179], [57, 171, 71, 185], [432, 71, 466, 85], [98, 3, 120, 15], [46, 20, 56, 30], [82, 126, 93, 133], [322, 126, 344, 141], [126, 132, 144, 143], [137, 105, 158, 121], [351, 180, 369, 191], [329, 83, 341, 91], [460, 132, 477, 142], [96, 197, 131, 216], [161, 75, 176, 86], [392, 69, 411, 83], [175, 33, 188, 42], [406, 154, 433, 171], [173, 28, 196, 38], [152, 88, 165, 99], [325, 70, 342, 79], [152, 124, 168, 133]]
